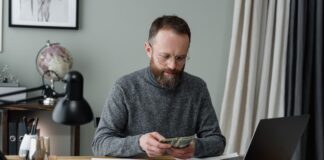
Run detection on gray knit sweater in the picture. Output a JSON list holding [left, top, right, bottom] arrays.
[[91, 67, 225, 158]]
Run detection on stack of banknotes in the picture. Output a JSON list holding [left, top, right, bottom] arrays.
[[159, 135, 195, 148]]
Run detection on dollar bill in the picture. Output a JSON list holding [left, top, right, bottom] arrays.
[[160, 135, 195, 148]]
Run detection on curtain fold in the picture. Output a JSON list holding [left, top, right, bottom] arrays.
[[285, 0, 323, 159], [220, 0, 290, 155]]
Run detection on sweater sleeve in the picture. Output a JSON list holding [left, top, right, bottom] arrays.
[[91, 83, 145, 157], [194, 84, 226, 157]]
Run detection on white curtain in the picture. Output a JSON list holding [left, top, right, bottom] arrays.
[[219, 0, 290, 155]]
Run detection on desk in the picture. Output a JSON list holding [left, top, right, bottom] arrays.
[[50, 156, 93, 160], [6, 156, 91, 160], [5, 155, 175, 160]]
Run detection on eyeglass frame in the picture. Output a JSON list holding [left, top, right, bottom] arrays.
[[148, 42, 190, 66]]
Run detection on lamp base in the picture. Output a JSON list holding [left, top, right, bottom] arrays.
[[42, 98, 56, 106]]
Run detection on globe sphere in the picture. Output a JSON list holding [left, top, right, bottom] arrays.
[[36, 41, 73, 81]]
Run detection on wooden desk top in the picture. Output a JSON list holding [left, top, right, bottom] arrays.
[[6, 156, 92, 160], [1, 103, 53, 111], [5, 155, 175, 160]]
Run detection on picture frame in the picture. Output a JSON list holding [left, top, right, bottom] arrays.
[[0, 0, 3, 52], [9, 0, 79, 29]]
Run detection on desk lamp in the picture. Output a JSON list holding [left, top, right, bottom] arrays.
[[0, 41, 93, 125], [52, 70, 93, 125]]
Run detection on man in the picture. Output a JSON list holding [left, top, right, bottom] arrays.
[[92, 15, 226, 159]]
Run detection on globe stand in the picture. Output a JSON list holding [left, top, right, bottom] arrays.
[[42, 79, 57, 105], [40, 71, 61, 106]]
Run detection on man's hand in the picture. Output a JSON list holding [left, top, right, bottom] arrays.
[[139, 132, 171, 157], [167, 142, 195, 159]]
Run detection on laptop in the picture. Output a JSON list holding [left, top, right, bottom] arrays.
[[223, 115, 310, 160]]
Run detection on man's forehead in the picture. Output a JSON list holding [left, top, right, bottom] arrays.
[[152, 29, 189, 41]]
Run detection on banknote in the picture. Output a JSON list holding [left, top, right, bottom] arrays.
[[159, 135, 195, 148]]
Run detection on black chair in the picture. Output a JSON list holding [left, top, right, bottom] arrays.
[[94, 117, 100, 127], [0, 150, 7, 160]]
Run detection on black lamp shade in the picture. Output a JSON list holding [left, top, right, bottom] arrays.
[[52, 71, 93, 125]]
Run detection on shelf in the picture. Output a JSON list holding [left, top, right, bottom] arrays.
[[0, 104, 79, 155], [0, 103, 53, 111]]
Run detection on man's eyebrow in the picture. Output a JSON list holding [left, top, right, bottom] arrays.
[[158, 52, 187, 56]]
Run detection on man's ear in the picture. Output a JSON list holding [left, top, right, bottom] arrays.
[[144, 42, 152, 58]]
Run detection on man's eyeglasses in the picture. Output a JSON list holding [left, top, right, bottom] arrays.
[[148, 43, 189, 66], [156, 54, 189, 66]]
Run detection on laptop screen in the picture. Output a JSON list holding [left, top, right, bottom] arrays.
[[244, 115, 309, 160]]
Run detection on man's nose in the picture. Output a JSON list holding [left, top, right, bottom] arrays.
[[166, 57, 177, 69]]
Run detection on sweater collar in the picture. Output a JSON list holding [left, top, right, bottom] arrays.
[[145, 67, 182, 90]]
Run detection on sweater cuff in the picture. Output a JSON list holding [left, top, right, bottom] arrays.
[[194, 139, 202, 157], [135, 134, 146, 154]]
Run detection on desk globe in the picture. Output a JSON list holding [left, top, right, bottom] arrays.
[[36, 41, 73, 81], [36, 41, 73, 105]]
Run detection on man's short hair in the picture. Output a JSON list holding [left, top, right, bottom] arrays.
[[148, 15, 191, 43]]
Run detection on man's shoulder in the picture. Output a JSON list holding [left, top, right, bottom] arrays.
[[115, 68, 146, 85], [182, 72, 207, 87]]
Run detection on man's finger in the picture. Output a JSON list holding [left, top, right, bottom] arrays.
[[147, 134, 171, 149], [146, 146, 165, 156], [151, 132, 166, 141]]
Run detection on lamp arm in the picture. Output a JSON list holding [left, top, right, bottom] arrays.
[[0, 95, 45, 106], [0, 85, 45, 98], [0, 84, 62, 106]]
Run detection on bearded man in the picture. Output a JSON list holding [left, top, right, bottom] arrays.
[[92, 15, 226, 159]]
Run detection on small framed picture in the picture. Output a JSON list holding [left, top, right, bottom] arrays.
[[9, 0, 79, 29]]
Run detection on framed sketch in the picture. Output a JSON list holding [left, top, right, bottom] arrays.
[[9, 0, 78, 29]]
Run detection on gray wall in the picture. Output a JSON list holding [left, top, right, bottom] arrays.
[[0, 0, 234, 155]]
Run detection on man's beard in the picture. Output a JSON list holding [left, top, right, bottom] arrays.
[[150, 59, 184, 89]]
